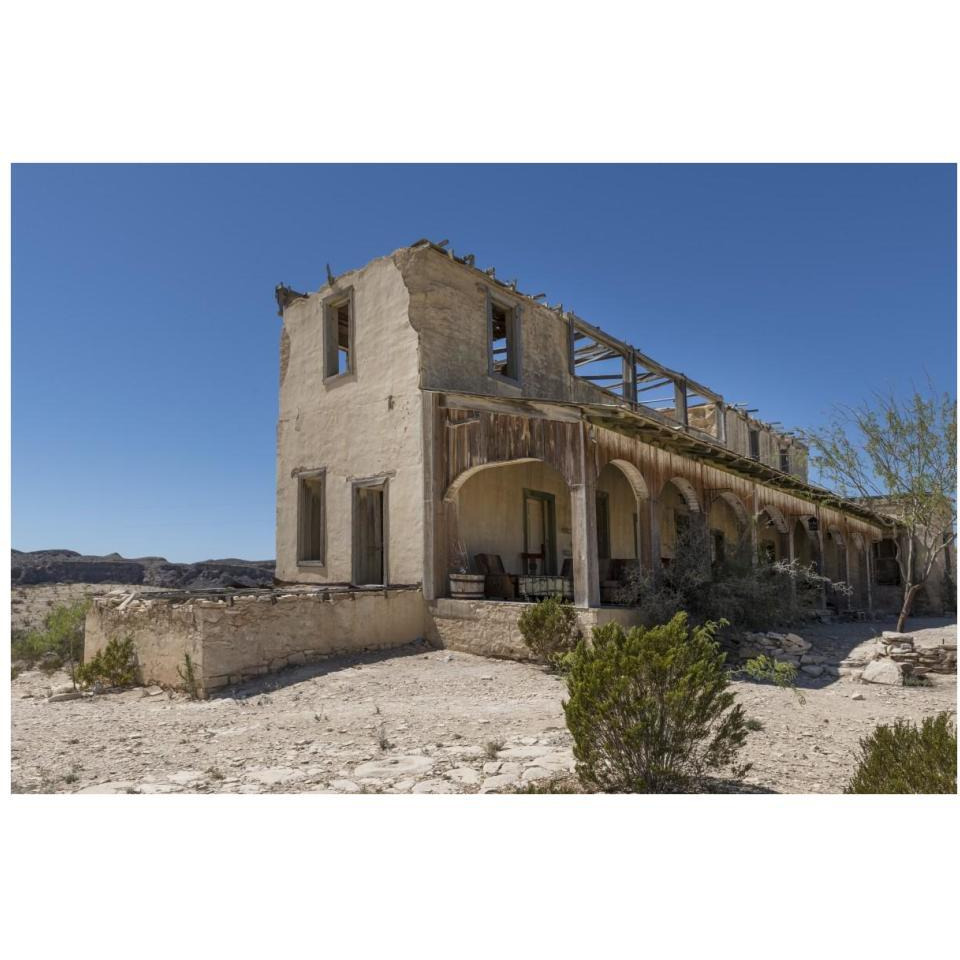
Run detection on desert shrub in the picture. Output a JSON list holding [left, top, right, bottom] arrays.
[[742, 654, 805, 704], [177, 652, 201, 700], [76, 634, 139, 688], [563, 613, 751, 792], [615, 526, 849, 633], [11, 599, 91, 676], [518, 597, 582, 668], [845, 712, 957, 794]]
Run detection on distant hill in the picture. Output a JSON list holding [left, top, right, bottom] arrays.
[[11, 549, 276, 590]]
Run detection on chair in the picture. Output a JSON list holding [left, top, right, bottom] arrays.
[[474, 553, 517, 600]]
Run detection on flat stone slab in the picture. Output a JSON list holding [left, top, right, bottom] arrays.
[[481, 774, 519, 793], [446, 767, 481, 785], [327, 779, 360, 792], [353, 755, 434, 779], [411, 779, 457, 794], [244, 767, 306, 786], [167, 770, 207, 786], [76, 781, 138, 794]]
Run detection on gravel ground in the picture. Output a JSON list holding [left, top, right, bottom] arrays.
[[10, 617, 956, 795]]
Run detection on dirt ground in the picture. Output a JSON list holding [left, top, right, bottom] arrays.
[[10, 616, 956, 795]]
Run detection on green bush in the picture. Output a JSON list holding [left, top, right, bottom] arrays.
[[518, 597, 582, 669], [11, 599, 91, 681], [845, 712, 956, 794], [614, 526, 849, 633], [76, 635, 139, 689], [563, 613, 751, 792], [742, 654, 805, 704]]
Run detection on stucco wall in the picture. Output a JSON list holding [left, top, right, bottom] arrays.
[[85, 598, 203, 688], [276, 254, 424, 586], [456, 460, 573, 574], [87, 588, 427, 695]]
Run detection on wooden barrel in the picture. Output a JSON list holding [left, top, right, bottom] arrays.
[[449, 574, 485, 599]]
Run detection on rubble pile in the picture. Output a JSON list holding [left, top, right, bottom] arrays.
[[733, 631, 837, 678]]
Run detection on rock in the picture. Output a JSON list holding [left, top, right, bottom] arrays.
[[800, 665, 824, 678], [482, 761, 501, 774], [881, 631, 914, 642], [862, 659, 903, 686], [412, 779, 457, 794], [353, 755, 434, 779], [77, 781, 139, 794], [245, 766, 306, 786], [480, 774, 518, 793], [47, 691, 82, 702], [800, 654, 825, 665], [850, 692, 865, 700], [167, 770, 207, 786], [498, 746, 548, 759], [446, 767, 480, 785], [328, 779, 360, 792], [782, 633, 811, 652], [521, 766, 553, 782], [142, 685, 164, 697]]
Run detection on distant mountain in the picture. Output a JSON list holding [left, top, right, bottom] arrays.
[[11, 549, 276, 590]]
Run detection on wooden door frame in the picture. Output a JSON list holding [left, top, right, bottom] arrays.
[[352, 476, 389, 586], [522, 488, 557, 575]]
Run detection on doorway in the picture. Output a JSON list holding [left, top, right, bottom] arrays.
[[522, 488, 556, 574], [353, 480, 387, 585]]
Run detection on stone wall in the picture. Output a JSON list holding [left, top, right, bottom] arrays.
[[426, 597, 644, 660], [86, 587, 427, 695]]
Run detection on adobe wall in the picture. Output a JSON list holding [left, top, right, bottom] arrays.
[[275, 253, 424, 586], [85, 596, 203, 688], [86, 588, 427, 695]]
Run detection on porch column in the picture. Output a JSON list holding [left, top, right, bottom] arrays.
[[571, 483, 600, 607], [843, 546, 852, 610], [865, 542, 874, 614], [648, 496, 661, 570], [786, 523, 797, 606], [571, 422, 600, 608]]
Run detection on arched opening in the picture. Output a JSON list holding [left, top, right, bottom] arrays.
[[757, 504, 789, 563], [706, 491, 749, 568], [793, 516, 819, 569], [596, 460, 649, 602], [445, 458, 573, 601], [658, 477, 701, 566]]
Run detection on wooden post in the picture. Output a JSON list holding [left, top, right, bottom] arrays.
[[674, 379, 688, 427], [571, 423, 600, 607]]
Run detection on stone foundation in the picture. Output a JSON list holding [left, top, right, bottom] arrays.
[[426, 598, 644, 659]]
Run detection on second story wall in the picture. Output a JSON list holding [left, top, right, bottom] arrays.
[[397, 245, 610, 405], [276, 253, 424, 585]]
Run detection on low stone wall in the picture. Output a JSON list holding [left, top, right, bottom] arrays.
[[426, 598, 644, 659], [86, 587, 426, 694], [12, 583, 160, 636]]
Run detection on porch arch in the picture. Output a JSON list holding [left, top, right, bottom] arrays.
[[662, 475, 700, 513], [756, 503, 789, 534]]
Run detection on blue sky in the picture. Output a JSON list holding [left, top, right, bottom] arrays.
[[11, 164, 956, 562]]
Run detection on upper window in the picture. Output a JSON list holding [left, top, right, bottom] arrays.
[[297, 471, 326, 564], [748, 429, 760, 460], [324, 292, 353, 379], [779, 448, 790, 472], [488, 296, 519, 382]]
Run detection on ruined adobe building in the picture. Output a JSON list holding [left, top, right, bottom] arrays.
[[86, 240, 951, 692], [275, 239, 937, 616]]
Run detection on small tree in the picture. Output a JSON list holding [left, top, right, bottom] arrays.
[[804, 385, 956, 631], [563, 613, 750, 792], [845, 712, 956, 794]]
